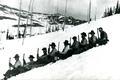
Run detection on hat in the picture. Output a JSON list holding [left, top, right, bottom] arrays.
[[81, 32, 87, 37], [99, 27, 103, 30], [42, 47, 47, 51], [14, 54, 19, 58], [64, 40, 69, 44], [89, 30, 95, 34], [50, 42, 56, 47], [29, 55, 34, 59], [72, 36, 77, 39]]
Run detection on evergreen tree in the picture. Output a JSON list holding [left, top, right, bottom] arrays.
[[107, 8, 110, 16], [118, 5, 120, 13], [109, 7, 113, 16], [103, 9, 107, 17], [115, 0, 119, 14]]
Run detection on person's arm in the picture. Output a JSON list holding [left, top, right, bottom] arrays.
[[104, 32, 108, 40], [9, 63, 15, 69]]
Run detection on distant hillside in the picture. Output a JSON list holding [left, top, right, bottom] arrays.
[[0, 4, 86, 26]]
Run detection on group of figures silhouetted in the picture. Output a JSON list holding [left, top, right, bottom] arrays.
[[3, 27, 109, 80]]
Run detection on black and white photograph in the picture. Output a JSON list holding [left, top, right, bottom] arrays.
[[0, 0, 119, 80]]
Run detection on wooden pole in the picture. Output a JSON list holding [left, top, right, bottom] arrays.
[[70, 37, 71, 46], [78, 35, 80, 42], [56, 0, 59, 14], [23, 53, 26, 66], [88, 0, 91, 23], [17, 0, 22, 38], [48, 44, 50, 54], [97, 28, 100, 39], [22, 0, 32, 45], [63, 0, 68, 31], [58, 42, 60, 51], [37, 48, 39, 60], [95, 7, 97, 21], [30, 0, 34, 37], [9, 57, 11, 70]]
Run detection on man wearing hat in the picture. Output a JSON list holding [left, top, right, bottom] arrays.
[[98, 27, 109, 45], [48, 42, 58, 62], [42, 48, 47, 56], [57, 40, 71, 59], [71, 36, 81, 54], [37, 47, 47, 60], [24, 55, 35, 70], [62, 40, 70, 54], [10, 54, 22, 69], [28, 55, 35, 64], [36, 47, 49, 65], [4, 54, 22, 79], [88, 30, 97, 48], [80, 32, 88, 52]]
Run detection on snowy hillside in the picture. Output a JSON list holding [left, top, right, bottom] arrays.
[[0, 14, 120, 80]]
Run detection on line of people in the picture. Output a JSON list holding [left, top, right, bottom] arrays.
[[3, 27, 109, 80]]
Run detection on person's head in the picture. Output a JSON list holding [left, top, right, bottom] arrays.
[[14, 54, 20, 61], [99, 27, 103, 32], [72, 36, 77, 41], [89, 30, 95, 36], [64, 40, 69, 46], [29, 55, 34, 62], [50, 42, 56, 49], [81, 32, 87, 38], [42, 47, 47, 54]]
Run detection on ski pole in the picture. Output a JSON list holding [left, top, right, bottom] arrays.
[[78, 35, 80, 42], [9, 57, 11, 70], [88, 33, 90, 44], [23, 53, 26, 66], [97, 28, 100, 39], [48, 44, 50, 54], [37, 48, 39, 60], [58, 42, 60, 52], [70, 37, 71, 46]]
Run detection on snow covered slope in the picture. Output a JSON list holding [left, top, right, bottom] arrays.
[[0, 14, 120, 80]]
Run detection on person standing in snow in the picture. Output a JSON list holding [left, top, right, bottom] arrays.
[[88, 30, 97, 48], [70, 36, 81, 54], [98, 27, 109, 45], [4, 54, 22, 79], [80, 32, 88, 52]]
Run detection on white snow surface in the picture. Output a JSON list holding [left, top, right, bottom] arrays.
[[0, 14, 120, 80]]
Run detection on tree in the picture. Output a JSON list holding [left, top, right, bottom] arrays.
[[115, 0, 119, 14]]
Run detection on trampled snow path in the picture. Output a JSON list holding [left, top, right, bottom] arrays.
[[0, 14, 120, 80]]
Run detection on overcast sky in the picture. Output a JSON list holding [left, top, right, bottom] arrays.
[[0, 0, 119, 20]]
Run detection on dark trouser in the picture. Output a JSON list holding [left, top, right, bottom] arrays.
[[4, 67, 29, 79], [4, 69, 20, 78], [36, 55, 52, 65], [97, 39, 109, 45], [79, 45, 90, 53], [56, 51, 72, 60], [88, 43, 96, 49]]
